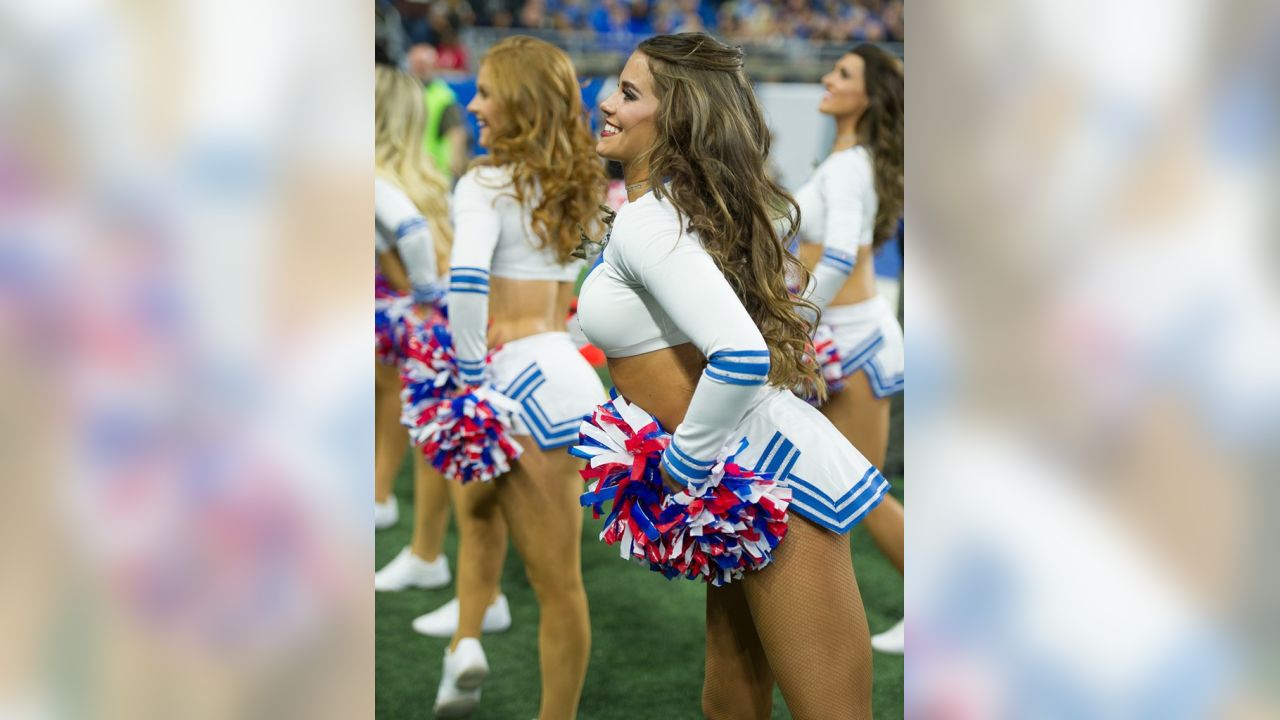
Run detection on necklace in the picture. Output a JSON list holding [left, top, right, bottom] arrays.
[[625, 180, 650, 194]]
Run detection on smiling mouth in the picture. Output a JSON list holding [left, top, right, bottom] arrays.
[[600, 122, 622, 138]]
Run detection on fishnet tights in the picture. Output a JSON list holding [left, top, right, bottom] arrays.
[[702, 517, 873, 720]]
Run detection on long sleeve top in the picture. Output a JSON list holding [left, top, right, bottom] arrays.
[[576, 191, 772, 484], [792, 146, 878, 322], [446, 165, 585, 384], [375, 177, 444, 304]]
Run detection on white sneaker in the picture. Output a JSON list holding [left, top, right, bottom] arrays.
[[375, 547, 451, 591], [433, 638, 488, 718], [374, 496, 398, 530], [412, 594, 512, 637], [871, 618, 904, 654]]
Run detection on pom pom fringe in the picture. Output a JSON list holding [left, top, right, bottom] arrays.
[[572, 395, 791, 586]]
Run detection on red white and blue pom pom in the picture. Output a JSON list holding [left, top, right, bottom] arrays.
[[655, 439, 792, 585], [572, 395, 792, 586], [800, 323, 845, 403], [375, 270, 397, 299], [375, 294, 417, 365], [396, 315, 521, 484], [399, 319, 462, 422], [574, 395, 672, 566], [409, 385, 524, 484]]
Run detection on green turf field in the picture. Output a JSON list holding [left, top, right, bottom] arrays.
[[376, 393, 903, 719]]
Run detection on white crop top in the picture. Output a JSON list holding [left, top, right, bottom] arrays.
[[448, 164, 587, 383], [577, 192, 773, 486], [792, 145, 878, 320], [375, 176, 444, 304]]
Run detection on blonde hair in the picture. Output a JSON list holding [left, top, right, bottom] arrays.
[[375, 65, 453, 263], [637, 33, 823, 399], [472, 36, 605, 261]]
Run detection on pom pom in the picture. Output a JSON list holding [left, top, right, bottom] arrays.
[[798, 323, 845, 404], [814, 323, 845, 392], [410, 385, 524, 484], [375, 271, 397, 299], [399, 319, 462, 423], [374, 294, 417, 365], [572, 396, 791, 586], [654, 442, 792, 585], [398, 316, 519, 484]]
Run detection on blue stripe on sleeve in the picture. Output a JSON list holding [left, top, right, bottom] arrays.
[[820, 250, 855, 273], [707, 349, 771, 377], [708, 357, 771, 375], [668, 440, 714, 469], [448, 272, 490, 293], [704, 367, 767, 386], [661, 451, 712, 484], [396, 217, 428, 239]]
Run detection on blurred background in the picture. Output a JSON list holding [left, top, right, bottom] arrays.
[[376, 0, 904, 178], [3, 0, 1279, 718], [377, 0, 903, 75]]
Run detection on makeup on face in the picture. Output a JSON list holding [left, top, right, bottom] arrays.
[[467, 63, 504, 148], [817, 53, 868, 120], [596, 51, 660, 166]]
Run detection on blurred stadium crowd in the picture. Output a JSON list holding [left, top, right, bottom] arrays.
[[378, 0, 903, 71]]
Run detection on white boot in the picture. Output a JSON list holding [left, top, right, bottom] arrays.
[[374, 496, 398, 530], [433, 638, 488, 718], [374, 547, 451, 591], [412, 594, 511, 637], [871, 618, 904, 654]]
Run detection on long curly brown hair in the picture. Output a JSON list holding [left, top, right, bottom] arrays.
[[850, 44, 904, 249], [472, 36, 605, 260], [636, 33, 823, 398]]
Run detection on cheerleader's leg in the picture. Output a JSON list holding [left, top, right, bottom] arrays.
[[494, 444, 590, 720], [741, 516, 873, 720], [375, 361, 408, 505], [409, 451, 452, 562], [702, 581, 774, 720], [449, 477, 508, 645]]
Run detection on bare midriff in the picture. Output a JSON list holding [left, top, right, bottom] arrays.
[[606, 343, 706, 431], [486, 276, 577, 347], [797, 244, 878, 307]]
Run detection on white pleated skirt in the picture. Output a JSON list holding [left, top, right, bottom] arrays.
[[727, 387, 890, 534], [488, 332, 607, 450], [823, 295, 904, 398]]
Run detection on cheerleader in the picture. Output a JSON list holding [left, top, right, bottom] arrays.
[[794, 45, 905, 654], [373, 64, 451, 540], [374, 65, 514, 638], [585, 33, 885, 719], [428, 37, 606, 719]]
